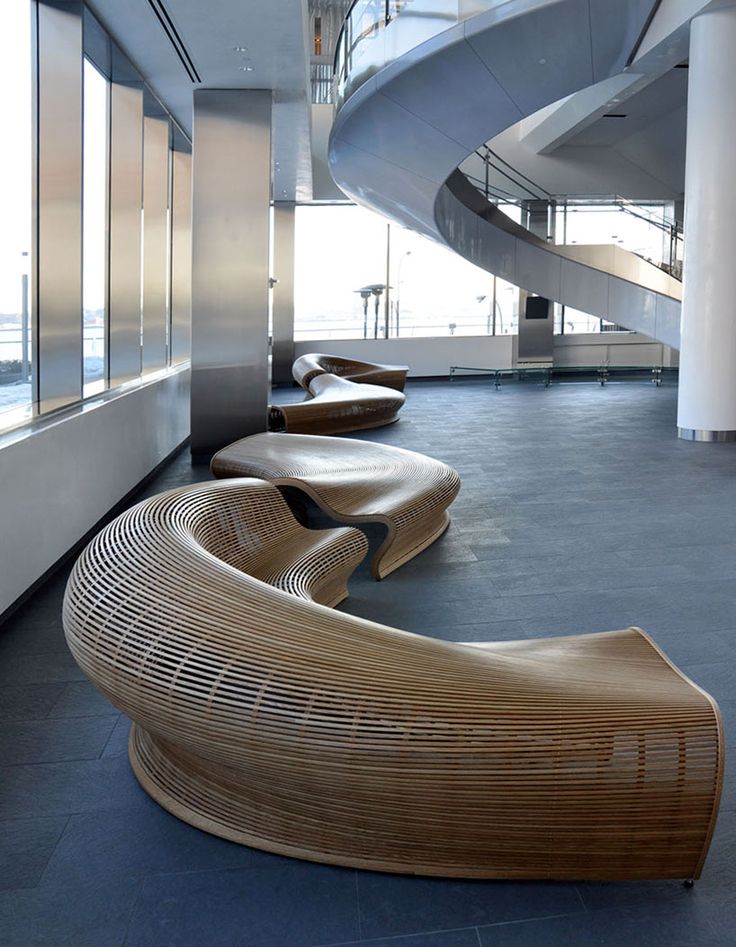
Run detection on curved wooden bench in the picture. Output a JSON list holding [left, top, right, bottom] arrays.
[[211, 432, 460, 579], [292, 353, 409, 392], [269, 374, 405, 436], [63, 478, 724, 880]]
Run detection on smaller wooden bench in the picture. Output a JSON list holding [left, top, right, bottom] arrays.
[[293, 353, 408, 392], [211, 432, 461, 579], [180, 478, 367, 608], [269, 374, 405, 436]]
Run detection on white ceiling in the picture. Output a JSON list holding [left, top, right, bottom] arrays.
[[86, 0, 313, 199]]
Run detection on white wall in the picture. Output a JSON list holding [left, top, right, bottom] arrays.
[[553, 333, 678, 368], [0, 367, 190, 615], [294, 333, 676, 377]]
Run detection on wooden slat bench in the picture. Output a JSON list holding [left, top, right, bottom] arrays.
[[269, 373, 405, 436], [63, 477, 724, 881], [292, 352, 409, 392], [211, 432, 461, 578]]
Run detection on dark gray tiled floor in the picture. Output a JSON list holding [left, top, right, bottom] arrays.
[[0, 378, 734, 946]]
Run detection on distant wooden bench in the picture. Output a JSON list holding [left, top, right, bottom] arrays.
[[211, 432, 461, 579], [293, 353, 409, 392], [269, 374, 405, 436]]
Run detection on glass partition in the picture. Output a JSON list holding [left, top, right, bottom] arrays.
[[0, 0, 33, 421], [334, 0, 496, 105], [82, 58, 110, 395]]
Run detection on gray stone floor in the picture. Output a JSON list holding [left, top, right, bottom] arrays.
[[0, 377, 733, 946]]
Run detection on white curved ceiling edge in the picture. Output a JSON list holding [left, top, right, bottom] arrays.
[[329, 0, 697, 348]]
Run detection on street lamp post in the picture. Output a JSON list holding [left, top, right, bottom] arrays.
[[370, 285, 385, 338], [354, 288, 373, 338]]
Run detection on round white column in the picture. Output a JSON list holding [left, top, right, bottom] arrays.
[[677, 7, 736, 441]]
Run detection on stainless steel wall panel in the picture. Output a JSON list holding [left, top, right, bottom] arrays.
[[36, 0, 83, 413], [108, 81, 143, 386], [272, 202, 295, 385], [170, 149, 192, 365], [191, 89, 272, 457], [142, 114, 170, 373]]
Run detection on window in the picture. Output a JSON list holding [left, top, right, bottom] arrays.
[[82, 58, 109, 395], [295, 204, 389, 340], [294, 203, 515, 340], [388, 226, 496, 338], [0, 0, 33, 422]]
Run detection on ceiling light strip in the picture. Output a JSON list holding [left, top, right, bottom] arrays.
[[146, 0, 202, 84]]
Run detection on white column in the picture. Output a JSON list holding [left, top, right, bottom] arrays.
[[677, 7, 736, 441]]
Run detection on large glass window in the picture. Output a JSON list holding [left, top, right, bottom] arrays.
[[295, 204, 389, 340], [0, 0, 33, 422], [294, 203, 516, 340], [82, 58, 109, 395], [556, 201, 673, 267], [388, 227, 497, 338]]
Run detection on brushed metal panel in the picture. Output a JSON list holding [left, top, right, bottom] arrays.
[[36, 0, 84, 413], [654, 293, 681, 351], [191, 89, 272, 457], [608, 278, 656, 338], [272, 202, 295, 386], [518, 296, 554, 361], [559, 258, 610, 321], [170, 149, 192, 365], [515, 240, 562, 301], [142, 113, 170, 373], [108, 80, 143, 385]]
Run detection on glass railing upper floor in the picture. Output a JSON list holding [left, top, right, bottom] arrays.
[[460, 150, 684, 279], [334, 0, 501, 106], [333, 1, 684, 284]]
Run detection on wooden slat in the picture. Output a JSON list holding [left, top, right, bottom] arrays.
[[292, 353, 408, 392], [270, 374, 406, 436], [62, 476, 724, 880], [211, 432, 461, 578]]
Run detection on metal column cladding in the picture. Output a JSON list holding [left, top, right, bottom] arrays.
[[191, 90, 272, 458], [170, 146, 192, 366], [109, 76, 144, 386], [272, 202, 296, 386], [142, 110, 170, 374], [35, 0, 84, 412]]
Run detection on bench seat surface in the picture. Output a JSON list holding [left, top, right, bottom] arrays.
[[211, 432, 461, 578]]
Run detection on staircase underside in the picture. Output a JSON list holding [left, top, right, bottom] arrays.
[[329, 0, 684, 349]]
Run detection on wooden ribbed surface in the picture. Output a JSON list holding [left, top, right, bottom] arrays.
[[269, 374, 405, 436], [63, 478, 723, 880], [211, 432, 461, 578], [292, 353, 408, 392]]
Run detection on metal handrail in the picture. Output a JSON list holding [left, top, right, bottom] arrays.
[[461, 166, 683, 277], [333, 1, 396, 73]]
